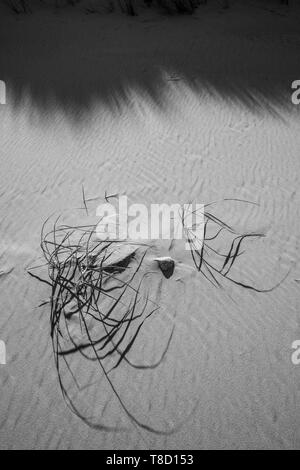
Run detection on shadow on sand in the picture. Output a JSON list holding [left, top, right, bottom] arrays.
[[0, 1, 299, 117]]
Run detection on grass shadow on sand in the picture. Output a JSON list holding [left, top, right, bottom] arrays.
[[0, 0, 299, 120]]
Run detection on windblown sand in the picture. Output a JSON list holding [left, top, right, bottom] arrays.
[[0, 0, 300, 449]]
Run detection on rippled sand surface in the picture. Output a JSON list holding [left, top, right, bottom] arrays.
[[0, 1, 300, 449]]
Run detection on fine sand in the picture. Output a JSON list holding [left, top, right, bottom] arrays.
[[0, 0, 300, 449]]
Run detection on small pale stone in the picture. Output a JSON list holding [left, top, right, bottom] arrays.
[[154, 256, 175, 279]]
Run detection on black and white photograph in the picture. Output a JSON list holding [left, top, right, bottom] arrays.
[[0, 0, 299, 453]]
